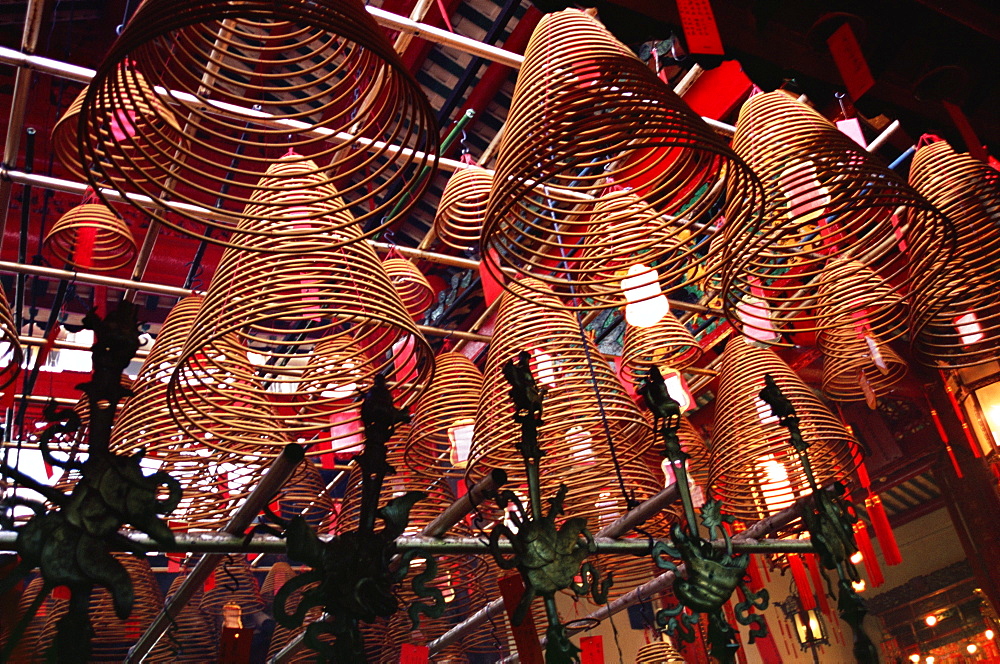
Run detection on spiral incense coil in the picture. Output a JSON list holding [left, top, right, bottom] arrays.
[[89, 554, 163, 663], [200, 555, 265, 617], [908, 140, 1000, 367], [147, 577, 218, 663], [382, 257, 435, 320], [267, 604, 325, 664], [1, 576, 52, 662], [404, 351, 483, 477], [480, 9, 762, 310], [434, 165, 493, 251], [620, 311, 704, 391], [80, 0, 437, 251], [0, 286, 22, 391], [635, 638, 687, 663], [641, 414, 711, 490], [818, 326, 908, 404], [272, 457, 337, 535], [166, 179, 433, 457], [468, 278, 650, 511], [708, 338, 857, 520], [43, 202, 137, 272], [721, 91, 951, 343]]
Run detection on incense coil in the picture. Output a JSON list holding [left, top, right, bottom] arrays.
[[641, 414, 712, 490], [166, 175, 433, 457], [266, 576, 324, 663], [908, 140, 1000, 367], [434, 165, 492, 251], [404, 351, 483, 477], [199, 555, 265, 617], [1, 576, 53, 662], [469, 278, 650, 507], [721, 91, 952, 343], [621, 311, 703, 391], [818, 327, 908, 404], [481, 9, 762, 310], [709, 338, 858, 520], [261, 561, 296, 604], [382, 257, 435, 320], [272, 458, 337, 535], [43, 202, 137, 272], [146, 577, 218, 663], [89, 554, 163, 663], [0, 285, 22, 390], [80, 0, 437, 251], [635, 638, 686, 663]]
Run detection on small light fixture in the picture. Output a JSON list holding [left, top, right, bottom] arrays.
[[986, 628, 995, 640], [967, 643, 978, 654], [925, 657, 934, 664], [775, 592, 828, 652], [850, 551, 863, 564], [852, 579, 866, 593], [925, 614, 938, 627], [908, 655, 920, 663]]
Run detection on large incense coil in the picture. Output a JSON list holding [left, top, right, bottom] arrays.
[[434, 165, 492, 251], [89, 554, 163, 663], [709, 338, 858, 521], [382, 257, 435, 320], [146, 577, 218, 663], [272, 458, 337, 535], [819, 327, 908, 403], [80, 0, 437, 251], [261, 561, 296, 605], [468, 278, 651, 514], [481, 9, 762, 310], [0, 285, 22, 390], [43, 202, 137, 272], [166, 181, 433, 457], [404, 351, 483, 477], [908, 140, 1000, 367], [1, 576, 52, 662], [721, 91, 951, 342], [199, 555, 265, 617], [635, 638, 687, 663], [620, 311, 704, 391]]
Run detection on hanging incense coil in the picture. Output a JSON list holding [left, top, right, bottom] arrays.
[[272, 458, 337, 535], [468, 277, 650, 522], [0, 285, 22, 390], [620, 311, 704, 392], [261, 561, 295, 605], [721, 91, 951, 343], [1, 576, 52, 662], [199, 555, 265, 617], [434, 165, 492, 251], [635, 638, 687, 663], [404, 351, 483, 477], [89, 554, 163, 663], [80, 0, 437, 251], [146, 577, 218, 663], [43, 202, 137, 272], [641, 414, 712, 491], [709, 338, 858, 520], [266, 574, 324, 663], [382, 256, 435, 320], [480, 9, 762, 310], [908, 140, 1000, 367], [165, 170, 433, 457]]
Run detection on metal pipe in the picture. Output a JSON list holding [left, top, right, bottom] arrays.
[[125, 444, 306, 663]]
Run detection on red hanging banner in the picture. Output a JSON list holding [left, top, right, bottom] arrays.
[[787, 554, 816, 610], [827, 23, 874, 100], [804, 554, 832, 619], [676, 0, 725, 55], [400, 643, 430, 664], [498, 573, 544, 664], [580, 635, 604, 664]]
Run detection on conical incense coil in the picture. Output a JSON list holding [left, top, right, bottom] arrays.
[[635, 637, 687, 663], [88, 554, 163, 663], [166, 181, 433, 457], [468, 278, 650, 519], [383, 256, 435, 320], [434, 165, 492, 251], [146, 577, 217, 663], [708, 338, 857, 520], [621, 310, 704, 391], [260, 561, 296, 605], [481, 9, 762, 310], [272, 457, 337, 535], [640, 413, 712, 491], [721, 91, 951, 343], [199, 555, 265, 617], [908, 140, 1000, 367], [43, 202, 136, 272], [1, 576, 53, 662], [404, 351, 483, 477], [79, 0, 437, 251], [0, 285, 22, 390]]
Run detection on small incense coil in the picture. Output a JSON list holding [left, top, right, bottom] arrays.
[[80, 0, 437, 251], [0, 285, 22, 390], [404, 351, 483, 477], [382, 256, 435, 320], [2, 576, 53, 662], [481, 9, 761, 310], [621, 310, 704, 391], [261, 561, 295, 605], [635, 637, 687, 663], [908, 140, 1000, 367], [166, 173, 433, 457], [721, 91, 951, 343], [89, 554, 163, 663], [434, 165, 493, 251], [147, 577, 217, 663], [266, 576, 324, 663], [468, 278, 650, 516], [819, 326, 908, 404], [708, 338, 858, 520], [272, 458, 337, 535], [199, 555, 265, 617], [43, 202, 137, 272]]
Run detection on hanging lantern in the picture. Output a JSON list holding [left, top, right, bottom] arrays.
[[43, 201, 136, 272], [721, 91, 952, 343], [480, 9, 762, 310], [434, 165, 493, 251], [908, 140, 1000, 367], [404, 351, 483, 477], [79, 0, 437, 251], [165, 157, 433, 457], [621, 308, 703, 392], [0, 285, 22, 391], [382, 256, 435, 320], [709, 337, 858, 520]]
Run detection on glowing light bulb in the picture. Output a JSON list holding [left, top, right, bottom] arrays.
[[852, 579, 866, 593], [755, 455, 795, 513], [986, 629, 995, 640], [967, 644, 978, 654], [621, 263, 669, 328], [925, 657, 934, 664], [908, 655, 920, 663], [850, 551, 863, 564], [925, 615, 938, 627]]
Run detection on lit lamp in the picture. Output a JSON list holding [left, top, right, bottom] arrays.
[[953, 361, 1000, 458], [775, 592, 829, 652]]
